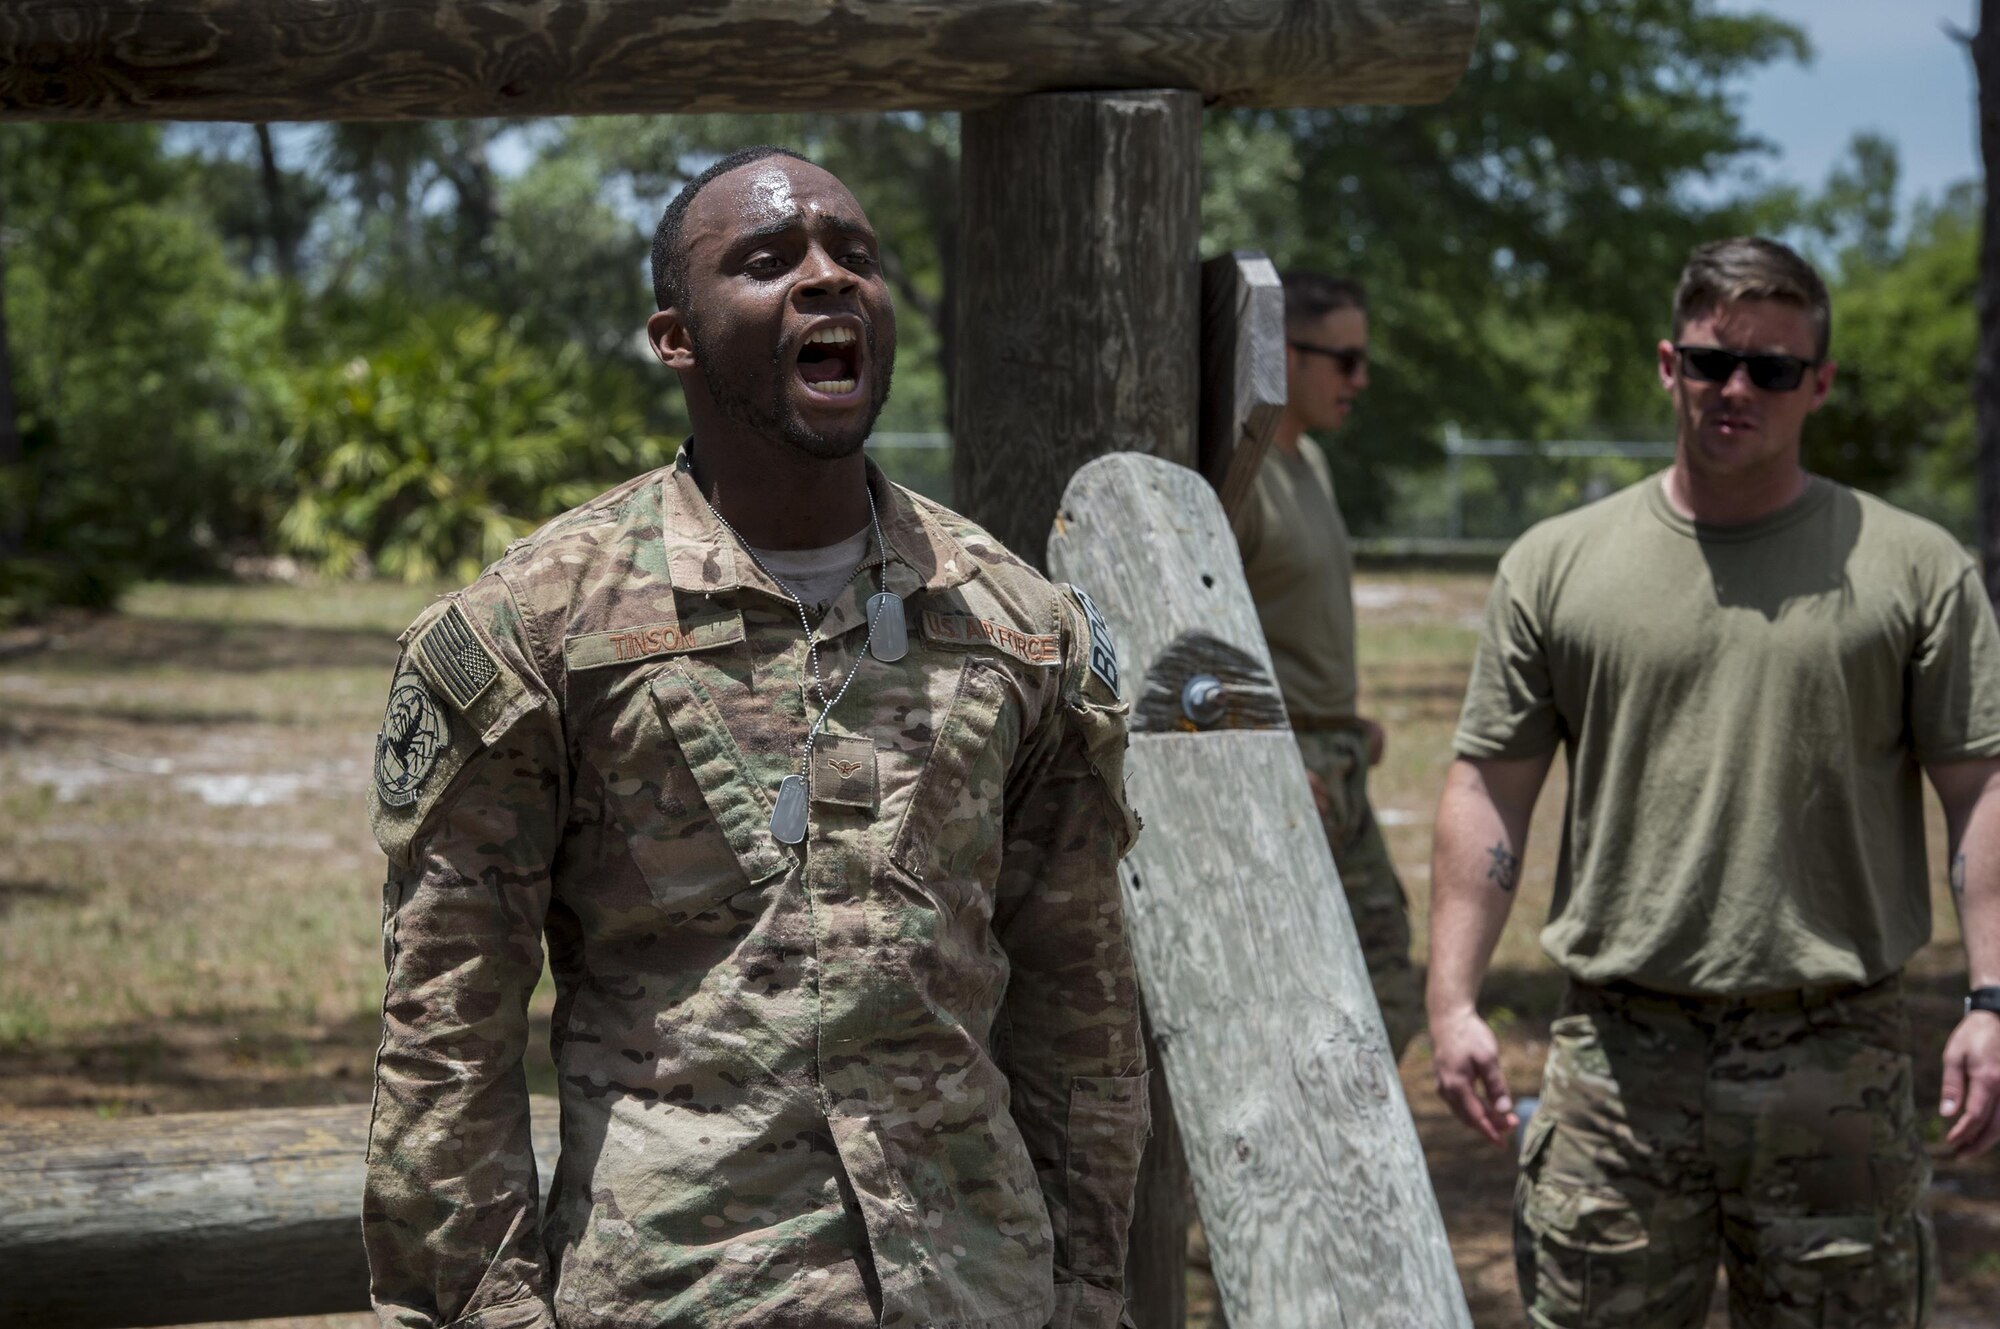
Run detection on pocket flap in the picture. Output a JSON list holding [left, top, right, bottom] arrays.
[[1063, 1072, 1151, 1279], [650, 662, 789, 885]]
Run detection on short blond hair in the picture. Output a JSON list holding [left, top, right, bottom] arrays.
[[1672, 236, 1831, 359]]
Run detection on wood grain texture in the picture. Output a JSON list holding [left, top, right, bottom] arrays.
[[956, 89, 1201, 567], [0, 1097, 562, 1328], [1048, 453, 1471, 1329], [0, 1, 1481, 123], [1199, 252, 1288, 523]]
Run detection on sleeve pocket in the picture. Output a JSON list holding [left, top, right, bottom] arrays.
[[1062, 1072, 1152, 1278]]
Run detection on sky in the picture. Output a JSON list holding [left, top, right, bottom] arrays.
[[1719, 0, 1981, 209]]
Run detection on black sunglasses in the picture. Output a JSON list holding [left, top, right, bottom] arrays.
[[1674, 344, 1819, 392], [1289, 340, 1367, 375]]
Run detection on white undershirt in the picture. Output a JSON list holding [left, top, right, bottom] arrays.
[[751, 526, 872, 611]]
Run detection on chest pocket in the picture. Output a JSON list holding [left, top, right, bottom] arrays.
[[650, 660, 791, 888], [890, 658, 1014, 889]]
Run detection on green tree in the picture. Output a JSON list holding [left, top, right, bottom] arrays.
[[1202, 0, 1809, 528], [0, 123, 273, 612], [276, 309, 656, 582]]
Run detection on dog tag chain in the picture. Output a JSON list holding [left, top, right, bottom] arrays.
[[704, 484, 894, 845]]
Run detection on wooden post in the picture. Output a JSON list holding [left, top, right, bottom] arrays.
[[1199, 252, 1288, 523], [0, 1100, 562, 1329], [0, 1, 1480, 122], [1049, 454, 1472, 1329], [955, 88, 1201, 1326], [954, 89, 1201, 565]]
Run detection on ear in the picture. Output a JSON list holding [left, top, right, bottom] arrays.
[[1806, 358, 1836, 412], [647, 309, 696, 371], [1656, 339, 1679, 391]]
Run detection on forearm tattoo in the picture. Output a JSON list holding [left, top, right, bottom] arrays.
[[1486, 842, 1520, 894], [1951, 851, 1967, 908]]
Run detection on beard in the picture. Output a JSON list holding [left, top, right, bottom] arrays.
[[691, 315, 895, 461]]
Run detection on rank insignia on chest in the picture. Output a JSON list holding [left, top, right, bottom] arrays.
[[809, 733, 879, 812]]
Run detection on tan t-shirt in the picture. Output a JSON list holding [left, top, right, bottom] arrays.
[[1456, 473, 2000, 994], [1232, 437, 1357, 725]]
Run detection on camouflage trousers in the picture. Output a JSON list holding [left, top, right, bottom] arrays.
[[1515, 975, 1935, 1329], [1294, 726, 1421, 1061]]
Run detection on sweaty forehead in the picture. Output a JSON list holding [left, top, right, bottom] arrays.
[[685, 159, 868, 251]]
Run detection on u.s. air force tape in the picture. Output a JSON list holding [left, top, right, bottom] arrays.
[[415, 603, 500, 709], [1070, 586, 1120, 695]]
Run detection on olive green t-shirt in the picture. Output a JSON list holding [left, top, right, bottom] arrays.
[[1456, 474, 2000, 994], [1231, 437, 1357, 725]]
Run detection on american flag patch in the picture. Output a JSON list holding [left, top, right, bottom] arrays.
[[416, 603, 500, 709]]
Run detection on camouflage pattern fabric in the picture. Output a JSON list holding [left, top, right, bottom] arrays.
[[1294, 726, 1421, 1060], [363, 452, 1150, 1329], [1515, 977, 1935, 1329]]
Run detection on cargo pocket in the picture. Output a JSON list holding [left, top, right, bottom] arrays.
[[1515, 1114, 1653, 1327], [825, 1114, 948, 1324], [1753, 1212, 1929, 1328], [1063, 1073, 1152, 1279], [651, 662, 790, 887], [891, 658, 1009, 886]]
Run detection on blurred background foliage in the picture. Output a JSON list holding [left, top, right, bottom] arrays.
[[0, 0, 1981, 615]]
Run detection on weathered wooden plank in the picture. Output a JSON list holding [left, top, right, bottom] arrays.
[[0, 1097, 562, 1328], [0, 1, 1481, 123], [1199, 252, 1288, 523], [956, 89, 1201, 566], [1048, 453, 1470, 1329]]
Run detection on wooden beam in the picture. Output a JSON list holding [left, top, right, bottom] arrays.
[[955, 88, 1201, 565], [1199, 251, 1288, 523], [1048, 453, 1472, 1329], [0, 1, 1481, 123], [0, 1099, 562, 1329]]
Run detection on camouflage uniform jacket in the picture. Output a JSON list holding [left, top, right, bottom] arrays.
[[364, 451, 1150, 1329]]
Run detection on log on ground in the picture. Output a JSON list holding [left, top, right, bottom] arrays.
[[0, 1098, 562, 1329]]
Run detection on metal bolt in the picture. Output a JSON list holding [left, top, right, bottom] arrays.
[[1181, 674, 1225, 727]]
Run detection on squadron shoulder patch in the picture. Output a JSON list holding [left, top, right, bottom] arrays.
[[414, 603, 500, 709], [374, 670, 449, 807], [1070, 586, 1120, 696]]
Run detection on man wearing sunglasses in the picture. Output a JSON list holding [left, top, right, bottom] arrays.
[[1429, 236, 2000, 1327], [1230, 270, 1422, 1062]]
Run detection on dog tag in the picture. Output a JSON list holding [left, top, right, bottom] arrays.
[[770, 773, 809, 845], [868, 591, 908, 662]]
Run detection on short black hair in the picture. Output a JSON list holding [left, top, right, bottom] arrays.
[[650, 145, 812, 313], [1279, 269, 1368, 327]]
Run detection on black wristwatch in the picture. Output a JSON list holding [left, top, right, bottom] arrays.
[[1969, 987, 2000, 1017]]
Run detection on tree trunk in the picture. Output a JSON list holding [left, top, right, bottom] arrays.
[[253, 122, 297, 281], [0, 185, 22, 560], [1977, 0, 2000, 617]]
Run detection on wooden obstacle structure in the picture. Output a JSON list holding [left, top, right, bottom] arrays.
[[0, 3, 1480, 1325], [1050, 455, 1470, 1327]]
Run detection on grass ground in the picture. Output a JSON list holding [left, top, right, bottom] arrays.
[[2, 574, 1995, 1327]]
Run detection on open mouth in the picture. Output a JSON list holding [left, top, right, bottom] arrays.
[[796, 324, 863, 399]]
